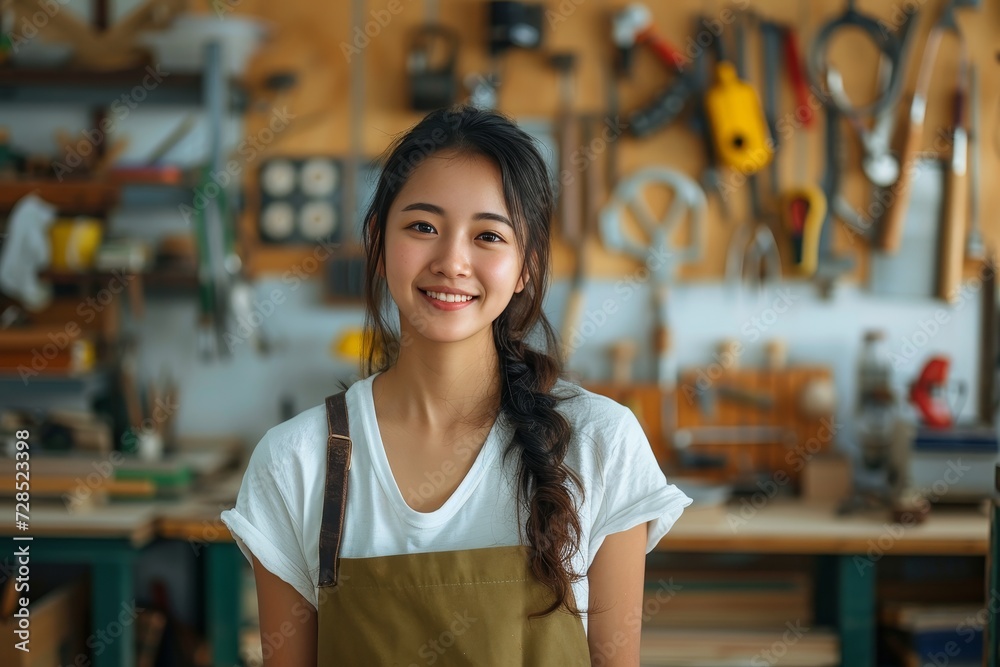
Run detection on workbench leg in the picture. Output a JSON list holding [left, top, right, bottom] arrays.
[[838, 554, 876, 667], [989, 501, 999, 667], [207, 542, 242, 667], [91, 560, 135, 667]]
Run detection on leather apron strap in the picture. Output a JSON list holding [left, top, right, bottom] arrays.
[[318, 390, 351, 588]]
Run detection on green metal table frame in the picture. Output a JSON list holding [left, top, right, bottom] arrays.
[[205, 540, 243, 666], [27, 537, 243, 667], [815, 554, 877, 667], [31, 538, 146, 667], [990, 464, 1000, 667]]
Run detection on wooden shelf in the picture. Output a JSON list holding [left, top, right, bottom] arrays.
[[0, 65, 247, 110], [0, 178, 119, 216], [39, 267, 199, 291]]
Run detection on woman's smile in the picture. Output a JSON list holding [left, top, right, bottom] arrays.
[[418, 288, 479, 310]]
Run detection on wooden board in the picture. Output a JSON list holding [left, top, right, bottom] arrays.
[[661, 500, 990, 555], [191, 0, 1000, 286], [586, 366, 834, 487]]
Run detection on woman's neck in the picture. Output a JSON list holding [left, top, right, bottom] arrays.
[[373, 338, 501, 435]]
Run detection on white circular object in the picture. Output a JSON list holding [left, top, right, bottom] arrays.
[[300, 159, 339, 197], [800, 378, 838, 417], [261, 202, 296, 240], [261, 160, 296, 197], [299, 201, 337, 240]]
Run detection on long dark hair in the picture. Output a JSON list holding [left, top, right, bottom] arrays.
[[358, 104, 586, 618]]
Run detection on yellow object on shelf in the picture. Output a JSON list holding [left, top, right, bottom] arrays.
[[49, 217, 103, 270], [333, 328, 364, 361]]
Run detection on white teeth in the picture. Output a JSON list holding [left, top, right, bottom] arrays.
[[424, 290, 474, 303]]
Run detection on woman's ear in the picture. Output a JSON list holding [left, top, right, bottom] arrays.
[[514, 268, 530, 294]]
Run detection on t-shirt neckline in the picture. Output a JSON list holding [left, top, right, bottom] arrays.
[[360, 372, 507, 528]]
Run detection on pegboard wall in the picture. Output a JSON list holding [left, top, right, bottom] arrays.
[[196, 0, 1000, 284]]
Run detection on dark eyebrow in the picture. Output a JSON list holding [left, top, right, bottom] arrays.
[[400, 202, 512, 228]]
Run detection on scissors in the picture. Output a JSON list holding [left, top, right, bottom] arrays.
[[725, 171, 782, 292]]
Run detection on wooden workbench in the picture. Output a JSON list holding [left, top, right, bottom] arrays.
[[0, 470, 244, 667], [657, 500, 990, 667], [663, 500, 989, 555]]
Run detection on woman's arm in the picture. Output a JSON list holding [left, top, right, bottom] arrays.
[[587, 522, 648, 666], [251, 554, 317, 666]]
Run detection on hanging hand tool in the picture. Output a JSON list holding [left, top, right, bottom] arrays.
[[552, 52, 587, 364], [612, 4, 685, 75], [779, 4, 824, 277], [407, 25, 460, 111], [689, 17, 730, 221], [807, 0, 918, 191], [599, 167, 705, 391], [613, 6, 702, 138], [781, 26, 813, 128], [726, 13, 781, 293], [965, 61, 985, 263], [550, 52, 581, 247], [561, 112, 606, 363], [814, 69, 856, 297], [726, 211, 782, 291], [604, 59, 621, 191], [600, 168, 705, 452], [704, 13, 772, 176], [940, 49, 970, 303], [783, 187, 825, 277], [488, 1, 544, 55], [879, 0, 976, 253]]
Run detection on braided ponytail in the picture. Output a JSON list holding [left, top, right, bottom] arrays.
[[497, 329, 586, 618]]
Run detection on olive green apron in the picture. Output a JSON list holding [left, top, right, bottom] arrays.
[[316, 391, 592, 666]]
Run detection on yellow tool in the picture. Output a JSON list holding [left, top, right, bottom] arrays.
[[704, 60, 773, 175], [782, 186, 826, 277]]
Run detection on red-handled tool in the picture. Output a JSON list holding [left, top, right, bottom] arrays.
[[612, 4, 685, 73], [783, 186, 826, 276], [781, 27, 813, 128]]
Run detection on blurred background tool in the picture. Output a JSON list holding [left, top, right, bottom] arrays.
[[907, 355, 967, 429], [614, 4, 701, 139], [879, 0, 981, 254], [869, 158, 944, 299], [703, 12, 772, 176], [940, 49, 971, 303], [407, 25, 459, 111], [611, 3, 685, 75], [965, 61, 986, 263], [599, 167, 705, 392], [782, 187, 824, 277]]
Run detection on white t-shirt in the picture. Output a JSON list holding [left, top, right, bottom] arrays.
[[220, 371, 692, 633]]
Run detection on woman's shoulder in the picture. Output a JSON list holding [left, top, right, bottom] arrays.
[[256, 379, 365, 460], [549, 378, 646, 470], [551, 377, 636, 435]]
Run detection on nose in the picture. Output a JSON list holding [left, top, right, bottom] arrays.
[[429, 233, 471, 278]]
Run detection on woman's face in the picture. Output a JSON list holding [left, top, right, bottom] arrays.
[[382, 150, 528, 346]]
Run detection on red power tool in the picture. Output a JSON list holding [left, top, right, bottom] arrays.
[[908, 356, 963, 428]]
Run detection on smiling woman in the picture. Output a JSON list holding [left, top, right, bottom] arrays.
[[382, 150, 527, 345], [220, 105, 692, 666]]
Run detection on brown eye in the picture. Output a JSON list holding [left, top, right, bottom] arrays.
[[479, 232, 504, 243]]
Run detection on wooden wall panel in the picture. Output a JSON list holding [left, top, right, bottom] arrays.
[[200, 0, 1000, 284]]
